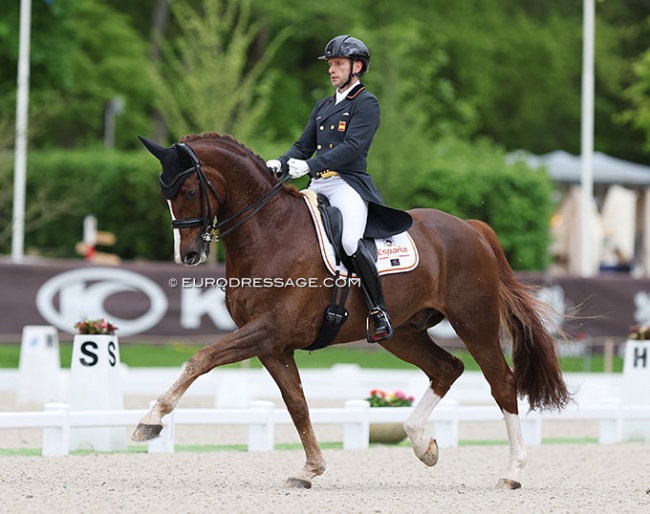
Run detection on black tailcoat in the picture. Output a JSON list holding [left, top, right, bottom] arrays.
[[279, 83, 412, 238]]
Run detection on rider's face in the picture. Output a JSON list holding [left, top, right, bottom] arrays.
[[328, 58, 361, 90]]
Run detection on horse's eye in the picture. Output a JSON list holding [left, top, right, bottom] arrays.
[[185, 190, 197, 200]]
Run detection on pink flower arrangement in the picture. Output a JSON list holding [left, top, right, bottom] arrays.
[[628, 324, 650, 340], [366, 389, 415, 407], [74, 318, 118, 335]]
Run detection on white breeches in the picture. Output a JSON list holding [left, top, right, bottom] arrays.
[[309, 175, 368, 256]]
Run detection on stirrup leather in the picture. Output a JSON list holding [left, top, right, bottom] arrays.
[[366, 307, 393, 343]]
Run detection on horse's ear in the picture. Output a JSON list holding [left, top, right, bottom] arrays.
[[138, 136, 169, 161]]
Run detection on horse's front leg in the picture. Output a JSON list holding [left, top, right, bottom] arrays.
[[132, 320, 274, 441], [404, 385, 443, 466], [259, 352, 325, 489]]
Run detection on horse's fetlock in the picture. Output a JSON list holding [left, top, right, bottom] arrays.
[[403, 420, 424, 438], [307, 459, 326, 477]]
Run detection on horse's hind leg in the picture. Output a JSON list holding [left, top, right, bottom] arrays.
[[258, 352, 325, 489], [454, 314, 527, 490], [381, 329, 464, 467]]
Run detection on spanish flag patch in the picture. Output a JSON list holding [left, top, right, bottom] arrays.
[[338, 121, 347, 132]]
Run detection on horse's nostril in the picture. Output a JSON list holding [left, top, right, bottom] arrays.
[[184, 252, 199, 265]]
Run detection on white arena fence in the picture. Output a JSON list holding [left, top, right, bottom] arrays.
[[1, 399, 649, 456], [0, 363, 630, 407], [1, 365, 649, 455]]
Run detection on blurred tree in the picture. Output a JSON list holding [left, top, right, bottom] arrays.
[[248, 0, 650, 163], [622, 48, 650, 151], [0, 0, 156, 149], [150, 0, 290, 143], [2, 0, 648, 161], [0, 0, 78, 145]]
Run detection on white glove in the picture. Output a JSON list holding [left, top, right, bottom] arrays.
[[288, 158, 310, 179], [266, 159, 282, 175]]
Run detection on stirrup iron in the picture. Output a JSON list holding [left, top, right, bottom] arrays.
[[366, 307, 393, 343]]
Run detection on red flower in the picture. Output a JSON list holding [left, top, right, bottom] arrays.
[[74, 318, 118, 335], [366, 389, 414, 407]]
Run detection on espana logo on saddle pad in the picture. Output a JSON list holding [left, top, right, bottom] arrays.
[[303, 193, 419, 277]]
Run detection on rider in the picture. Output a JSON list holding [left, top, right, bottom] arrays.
[[267, 35, 412, 343]]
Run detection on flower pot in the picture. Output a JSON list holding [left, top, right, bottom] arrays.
[[369, 422, 407, 444]]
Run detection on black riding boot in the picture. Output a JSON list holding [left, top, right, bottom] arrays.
[[349, 240, 393, 343]]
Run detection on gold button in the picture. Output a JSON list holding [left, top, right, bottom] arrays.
[[317, 144, 322, 150], [329, 144, 333, 148], [330, 125, 335, 130], [319, 125, 324, 130]]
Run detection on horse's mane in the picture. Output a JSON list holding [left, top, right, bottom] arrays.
[[180, 131, 303, 198], [180, 132, 267, 170]]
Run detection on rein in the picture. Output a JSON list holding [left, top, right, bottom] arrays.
[[166, 143, 290, 243]]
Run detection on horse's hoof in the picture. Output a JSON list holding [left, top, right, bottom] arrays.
[[132, 423, 163, 442], [284, 477, 312, 489], [419, 438, 439, 467], [495, 478, 522, 490]]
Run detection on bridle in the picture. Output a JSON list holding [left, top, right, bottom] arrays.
[[162, 143, 289, 243]]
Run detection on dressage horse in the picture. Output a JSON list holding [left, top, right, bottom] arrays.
[[133, 132, 570, 490]]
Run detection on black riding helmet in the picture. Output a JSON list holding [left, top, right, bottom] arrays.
[[318, 35, 370, 75]]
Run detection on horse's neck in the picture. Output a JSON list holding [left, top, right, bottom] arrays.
[[220, 185, 312, 270], [200, 140, 316, 271]]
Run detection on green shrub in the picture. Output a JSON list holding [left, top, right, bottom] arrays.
[[370, 136, 553, 270], [1, 148, 172, 260]]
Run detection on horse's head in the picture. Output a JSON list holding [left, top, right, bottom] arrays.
[[139, 136, 224, 266]]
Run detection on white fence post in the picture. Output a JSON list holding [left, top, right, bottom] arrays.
[[599, 398, 623, 444], [433, 400, 460, 448], [248, 401, 275, 451], [42, 403, 70, 456], [343, 400, 369, 450], [521, 415, 543, 446]]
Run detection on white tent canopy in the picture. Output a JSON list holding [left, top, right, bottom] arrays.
[[511, 150, 650, 274], [600, 185, 637, 266], [520, 150, 650, 187], [549, 185, 604, 275]]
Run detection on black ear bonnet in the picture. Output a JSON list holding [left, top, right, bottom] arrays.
[[139, 136, 200, 199]]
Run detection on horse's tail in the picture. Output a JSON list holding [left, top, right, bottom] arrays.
[[467, 219, 571, 412]]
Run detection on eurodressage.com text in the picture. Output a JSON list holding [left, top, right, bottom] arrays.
[[169, 276, 361, 289]]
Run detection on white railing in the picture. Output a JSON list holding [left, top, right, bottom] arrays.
[[2, 399, 649, 456], [2, 365, 647, 456], [0, 365, 627, 407]]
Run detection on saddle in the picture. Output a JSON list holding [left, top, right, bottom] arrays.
[[302, 190, 419, 278], [304, 193, 418, 351], [315, 194, 377, 269], [304, 194, 356, 352]]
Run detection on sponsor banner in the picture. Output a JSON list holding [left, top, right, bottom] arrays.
[[0, 258, 648, 339], [0, 258, 235, 339]]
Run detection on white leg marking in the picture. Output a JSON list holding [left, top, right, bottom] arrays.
[[404, 385, 442, 466], [503, 410, 528, 482], [166, 200, 182, 264]]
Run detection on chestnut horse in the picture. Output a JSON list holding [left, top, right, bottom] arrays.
[[133, 132, 570, 490]]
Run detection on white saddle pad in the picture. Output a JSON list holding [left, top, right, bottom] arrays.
[[302, 191, 419, 277]]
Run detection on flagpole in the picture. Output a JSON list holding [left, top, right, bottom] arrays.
[[12, 0, 32, 262], [580, 0, 595, 276]]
